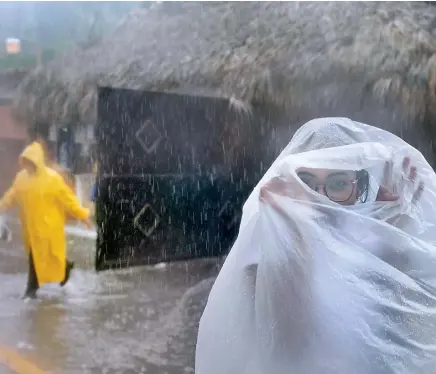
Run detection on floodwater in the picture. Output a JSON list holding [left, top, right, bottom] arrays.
[[0, 220, 222, 374]]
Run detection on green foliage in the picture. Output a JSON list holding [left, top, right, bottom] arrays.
[[0, 49, 56, 69], [0, 2, 142, 69]]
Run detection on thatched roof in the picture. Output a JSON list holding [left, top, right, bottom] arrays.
[[13, 1, 436, 127]]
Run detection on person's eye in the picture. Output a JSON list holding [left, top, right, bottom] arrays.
[[328, 179, 349, 191]]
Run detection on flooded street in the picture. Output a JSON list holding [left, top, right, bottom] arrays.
[[0, 220, 221, 374]]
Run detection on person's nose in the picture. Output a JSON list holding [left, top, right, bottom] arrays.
[[314, 185, 327, 196]]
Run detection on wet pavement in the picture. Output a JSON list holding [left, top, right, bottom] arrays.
[[0, 220, 222, 374]]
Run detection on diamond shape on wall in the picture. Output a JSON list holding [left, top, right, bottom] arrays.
[[135, 119, 163, 154], [133, 203, 161, 237]]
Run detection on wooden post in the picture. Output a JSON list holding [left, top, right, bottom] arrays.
[[35, 45, 42, 67]]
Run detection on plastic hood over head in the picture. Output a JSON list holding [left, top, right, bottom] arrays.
[[19, 142, 45, 171], [196, 118, 436, 374]]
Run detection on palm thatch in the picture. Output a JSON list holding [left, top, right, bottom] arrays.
[[12, 2, 436, 143]]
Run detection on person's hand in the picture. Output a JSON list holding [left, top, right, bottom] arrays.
[[260, 176, 292, 206], [82, 217, 93, 229], [260, 177, 287, 202], [260, 174, 311, 212], [376, 156, 424, 204]]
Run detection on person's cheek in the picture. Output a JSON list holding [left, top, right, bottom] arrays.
[[345, 191, 358, 205]]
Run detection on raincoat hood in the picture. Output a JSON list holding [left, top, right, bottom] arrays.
[[19, 142, 46, 171], [196, 118, 436, 374]]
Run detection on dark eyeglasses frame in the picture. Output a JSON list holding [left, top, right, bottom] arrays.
[[299, 177, 358, 203]]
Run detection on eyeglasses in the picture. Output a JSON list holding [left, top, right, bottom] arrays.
[[297, 172, 357, 202]]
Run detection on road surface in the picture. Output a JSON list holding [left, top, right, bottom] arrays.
[[0, 221, 221, 374]]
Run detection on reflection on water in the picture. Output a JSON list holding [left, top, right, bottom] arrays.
[[0, 253, 221, 373]]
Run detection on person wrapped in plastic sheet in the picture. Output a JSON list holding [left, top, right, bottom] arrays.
[[196, 118, 436, 374]]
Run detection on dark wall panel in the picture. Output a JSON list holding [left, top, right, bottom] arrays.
[[95, 87, 259, 271]]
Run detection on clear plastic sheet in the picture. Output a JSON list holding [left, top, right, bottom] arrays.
[[196, 118, 436, 374]]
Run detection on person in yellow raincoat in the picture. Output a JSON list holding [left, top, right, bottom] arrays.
[[0, 142, 92, 299]]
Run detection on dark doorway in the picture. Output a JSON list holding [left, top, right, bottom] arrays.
[[57, 126, 75, 171]]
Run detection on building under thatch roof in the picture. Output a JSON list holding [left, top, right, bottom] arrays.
[[13, 1, 436, 164], [0, 68, 28, 103]]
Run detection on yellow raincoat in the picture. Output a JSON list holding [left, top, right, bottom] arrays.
[[0, 142, 89, 286]]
